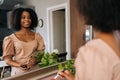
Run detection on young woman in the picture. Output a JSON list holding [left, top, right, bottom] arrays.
[[2, 8, 45, 76], [52, 0, 120, 80]]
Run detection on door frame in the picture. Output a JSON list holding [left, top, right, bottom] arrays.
[[47, 3, 71, 59]]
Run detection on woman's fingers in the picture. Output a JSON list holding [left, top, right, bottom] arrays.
[[58, 70, 75, 80], [20, 64, 30, 71]]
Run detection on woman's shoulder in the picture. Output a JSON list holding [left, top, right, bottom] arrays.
[[83, 39, 114, 50], [3, 34, 15, 44], [77, 39, 120, 65], [85, 39, 103, 46], [3, 34, 14, 41], [79, 39, 103, 52], [35, 32, 41, 36], [35, 32, 43, 39], [79, 39, 117, 55]]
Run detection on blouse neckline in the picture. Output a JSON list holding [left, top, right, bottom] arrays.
[[12, 33, 36, 43]]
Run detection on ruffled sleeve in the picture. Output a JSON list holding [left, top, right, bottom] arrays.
[[36, 33, 45, 51], [2, 36, 15, 60]]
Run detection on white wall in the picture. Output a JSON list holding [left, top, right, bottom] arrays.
[[24, 0, 70, 52]]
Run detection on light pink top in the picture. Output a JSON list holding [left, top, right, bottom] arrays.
[[75, 39, 120, 80], [2, 33, 45, 76]]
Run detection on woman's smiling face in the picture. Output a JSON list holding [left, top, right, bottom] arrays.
[[20, 11, 32, 28]]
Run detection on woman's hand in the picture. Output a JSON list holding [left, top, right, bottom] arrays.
[[19, 57, 37, 71], [58, 70, 75, 80], [20, 64, 30, 71], [27, 57, 37, 68]]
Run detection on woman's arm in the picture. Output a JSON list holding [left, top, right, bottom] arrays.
[[4, 56, 30, 71], [4, 56, 21, 67]]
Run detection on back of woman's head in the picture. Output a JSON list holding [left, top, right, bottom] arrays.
[[11, 7, 38, 31], [77, 0, 120, 33]]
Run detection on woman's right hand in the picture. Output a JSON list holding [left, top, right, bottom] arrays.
[[58, 70, 75, 80], [20, 64, 30, 71]]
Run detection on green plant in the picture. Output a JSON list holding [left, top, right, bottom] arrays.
[[58, 59, 75, 75], [34, 50, 45, 62], [38, 52, 60, 67]]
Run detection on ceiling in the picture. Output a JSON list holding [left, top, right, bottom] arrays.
[[0, 0, 23, 10]]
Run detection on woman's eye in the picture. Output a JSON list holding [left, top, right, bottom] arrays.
[[21, 16, 25, 19], [21, 16, 31, 19]]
